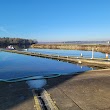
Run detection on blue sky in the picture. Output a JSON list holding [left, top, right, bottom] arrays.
[[0, 0, 110, 42]]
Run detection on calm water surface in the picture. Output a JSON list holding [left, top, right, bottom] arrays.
[[0, 51, 91, 82], [27, 48, 110, 58]]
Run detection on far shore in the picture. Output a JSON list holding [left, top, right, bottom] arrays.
[[31, 44, 110, 54]]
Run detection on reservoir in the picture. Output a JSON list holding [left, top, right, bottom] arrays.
[[27, 48, 110, 58], [0, 51, 92, 82]]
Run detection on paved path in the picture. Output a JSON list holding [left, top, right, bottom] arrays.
[[45, 69, 110, 110]]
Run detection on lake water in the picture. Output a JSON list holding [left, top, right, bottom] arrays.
[[0, 51, 92, 82], [27, 48, 110, 58]]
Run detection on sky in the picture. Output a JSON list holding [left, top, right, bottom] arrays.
[[0, 0, 110, 42]]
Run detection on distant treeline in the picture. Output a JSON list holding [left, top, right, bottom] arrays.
[[0, 37, 37, 45]]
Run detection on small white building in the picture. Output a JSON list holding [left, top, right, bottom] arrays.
[[6, 45, 14, 50]]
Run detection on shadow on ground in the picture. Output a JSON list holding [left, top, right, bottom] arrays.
[[0, 81, 34, 110], [0, 73, 78, 110], [1, 71, 110, 110]]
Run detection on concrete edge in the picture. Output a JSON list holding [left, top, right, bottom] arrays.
[[42, 89, 59, 110], [32, 89, 42, 110]]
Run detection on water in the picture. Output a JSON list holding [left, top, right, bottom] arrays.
[[0, 51, 91, 82], [27, 48, 110, 58]]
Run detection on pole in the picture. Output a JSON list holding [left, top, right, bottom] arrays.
[[92, 48, 94, 59], [106, 53, 108, 59]]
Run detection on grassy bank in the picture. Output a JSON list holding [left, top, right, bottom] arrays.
[[31, 44, 110, 54]]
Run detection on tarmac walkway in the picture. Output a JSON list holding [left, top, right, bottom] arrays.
[[45, 69, 110, 110]]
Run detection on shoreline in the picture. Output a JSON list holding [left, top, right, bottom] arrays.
[[31, 44, 110, 54]]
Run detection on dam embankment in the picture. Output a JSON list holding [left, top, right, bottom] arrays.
[[31, 44, 110, 54]]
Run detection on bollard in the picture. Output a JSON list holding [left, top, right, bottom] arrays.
[[106, 53, 109, 59]]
